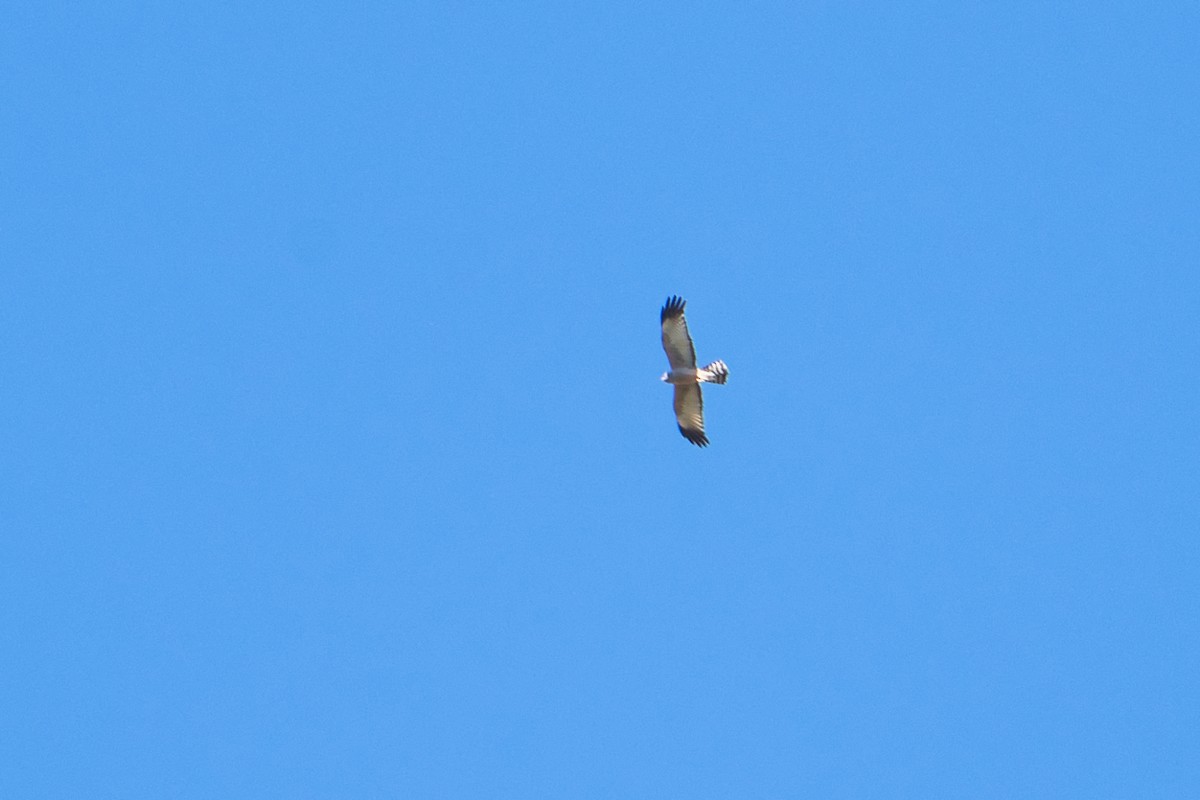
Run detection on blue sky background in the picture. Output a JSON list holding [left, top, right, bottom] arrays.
[[3, 2, 1198, 797]]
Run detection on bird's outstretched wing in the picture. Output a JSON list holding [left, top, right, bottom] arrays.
[[661, 295, 697, 371], [673, 382, 708, 447]]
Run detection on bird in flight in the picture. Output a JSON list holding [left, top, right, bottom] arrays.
[[660, 295, 729, 447]]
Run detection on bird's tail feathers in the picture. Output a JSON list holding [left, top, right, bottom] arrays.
[[699, 360, 729, 384]]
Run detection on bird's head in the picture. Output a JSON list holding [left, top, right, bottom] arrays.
[[660, 372, 671, 383]]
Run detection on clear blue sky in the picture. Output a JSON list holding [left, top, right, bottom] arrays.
[[3, 3, 1198, 797]]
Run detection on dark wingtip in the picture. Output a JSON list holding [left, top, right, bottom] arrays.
[[679, 425, 709, 447], [661, 295, 687, 323]]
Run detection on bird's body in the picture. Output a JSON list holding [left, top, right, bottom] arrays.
[[661, 368, 699, 384], [659, 296, 728, 446]]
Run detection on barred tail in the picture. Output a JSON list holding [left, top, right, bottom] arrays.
[[699, 360, 729, 384]]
